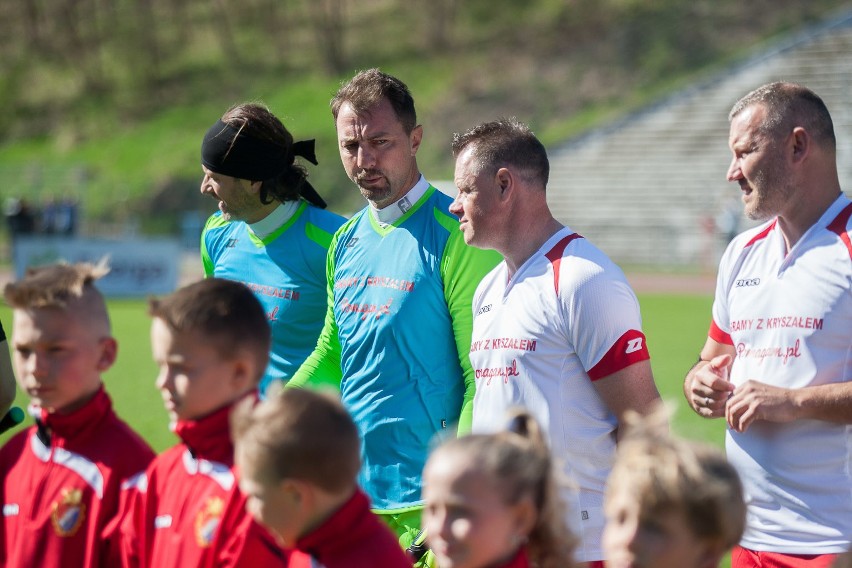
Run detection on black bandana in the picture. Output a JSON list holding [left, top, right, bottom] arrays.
[[201, 120, 318, 181]]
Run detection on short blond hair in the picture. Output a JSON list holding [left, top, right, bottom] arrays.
[[607, 409, 746, 550], [4, 260, 111, 334], [4, 260, 109, 309]]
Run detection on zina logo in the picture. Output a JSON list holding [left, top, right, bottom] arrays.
[[625, 337, 644, 354], [476, 304, 492, 316], [736, 278, 761, 287]]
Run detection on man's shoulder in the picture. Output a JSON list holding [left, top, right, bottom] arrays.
[[303, 203, 347, 229]]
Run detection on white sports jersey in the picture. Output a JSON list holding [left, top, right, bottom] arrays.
[[470, 227, 650, 562], [710, 194, 852, 554]]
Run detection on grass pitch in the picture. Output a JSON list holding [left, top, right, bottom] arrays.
[[1, 292, 721, 451]]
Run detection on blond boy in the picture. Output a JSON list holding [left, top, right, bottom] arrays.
[[0, 262, 155, 567], [119, 278, 287, 567]]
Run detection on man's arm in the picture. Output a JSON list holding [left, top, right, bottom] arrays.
[[439, 216, 502, 434], [592, 359, 660, 441], [287, 231, 344, 391], [725, 378, 852, 432]]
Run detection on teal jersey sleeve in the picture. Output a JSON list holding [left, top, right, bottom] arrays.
[[436, 208, 502, 434], [287, 222, 349, 391], [201, 213, 228, 277]]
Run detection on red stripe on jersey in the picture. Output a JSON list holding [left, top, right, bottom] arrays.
[[708, 319, 733, 345], [744, 219, 776, 248], [587, 329, 650, 381], [544, 233, 582, 295], [826, 202, 852, 260]]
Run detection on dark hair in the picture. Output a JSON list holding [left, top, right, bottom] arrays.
[[729, 82, 836, 151], [330, 68, 417, 134], [232, 388, 361, 493], [148, 278, 270, 380], [220, 103, 316, 205], [452, 118, 550, 188]]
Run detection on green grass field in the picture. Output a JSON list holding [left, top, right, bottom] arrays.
[[0, 292, 723, 451]]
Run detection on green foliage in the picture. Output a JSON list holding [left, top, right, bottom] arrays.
[[1, 0, 851, 233]]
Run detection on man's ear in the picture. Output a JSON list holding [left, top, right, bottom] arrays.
[[790, 126, 810, 164], [410, 125, 423, 155], [495, 167, 514, 200]]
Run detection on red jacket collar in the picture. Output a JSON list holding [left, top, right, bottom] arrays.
[[172, 391, 257, 464]]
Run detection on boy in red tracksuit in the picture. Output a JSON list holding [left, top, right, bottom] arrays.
[[119, 278, 288, 568], [231, 388, 411, 568], [0, 261, 156, 568]]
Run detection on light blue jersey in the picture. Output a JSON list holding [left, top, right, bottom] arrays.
[[290, 185, 501, 511], [202, 201, 345, 394]]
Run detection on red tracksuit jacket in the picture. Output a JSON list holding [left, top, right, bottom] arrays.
[[120, 397, 288, 568], [288, 489, 411, 568], [0, 387, 155, 567]]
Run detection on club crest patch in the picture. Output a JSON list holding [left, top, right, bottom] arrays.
[[195, 496, 224, 547], [51, 488, 86, 537]]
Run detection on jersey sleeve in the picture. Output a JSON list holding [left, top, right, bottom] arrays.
[[200, 213, 226, 278], [562, 252, 649, 379], [439, 216, 502, 433], [116, 472, 147, 568], [287, 229, 344, 391]]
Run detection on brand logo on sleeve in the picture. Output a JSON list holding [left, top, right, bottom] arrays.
[[3, 504, 19, 517], [225, 238, 238, 248], [476, 304, 492, 316], [625, 337, 644, 354], [154, 514, 173, 529], [51, 488, 86, 537], [344, 237, 359, 248]]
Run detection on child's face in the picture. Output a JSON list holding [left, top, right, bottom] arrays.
[[150, 318, 252, 422], [237, 454, 304, 548], [603, 483, 716, 568], [12, 307, 113, 414], [422, 452, 533, 568]]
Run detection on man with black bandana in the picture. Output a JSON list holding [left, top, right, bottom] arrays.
[[199, 102, 345, 395]]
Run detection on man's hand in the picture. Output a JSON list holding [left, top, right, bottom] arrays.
[[726, 380, 798, 432], [686, 353, 735, 418]]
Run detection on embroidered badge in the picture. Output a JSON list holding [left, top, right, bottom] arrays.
[[51, 488, 85, 537], [194, 496, 224, 547]]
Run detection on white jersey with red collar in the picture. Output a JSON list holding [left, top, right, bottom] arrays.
[[470, 227, 650, 562], [710, 194, 852, 554]]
